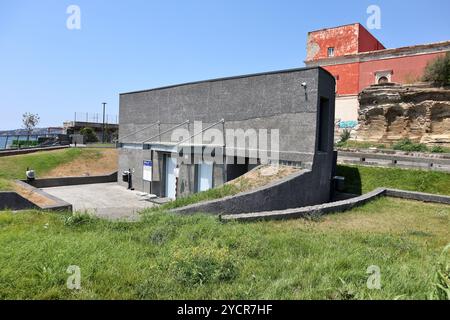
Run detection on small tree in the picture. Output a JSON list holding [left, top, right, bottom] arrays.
[[80, 127, 99, 143], [22, 113, 40, 135], [422, 52, 450, 87]]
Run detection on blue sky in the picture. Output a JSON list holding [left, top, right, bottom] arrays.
[[0, 0, 449, 130]]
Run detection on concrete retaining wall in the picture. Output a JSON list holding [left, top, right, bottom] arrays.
[[0, 145, 69, 157], [25, 172, 118, 188], [0, 192, 38, 211], [221, 188, 450, 222], [14, 180, 73, 211], [385, 188, 450, 204], [174, 154, 334, 215]]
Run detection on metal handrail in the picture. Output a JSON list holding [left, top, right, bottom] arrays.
[[116, 121, 160, 143], [142, 120, 190, 144], [175, 119, 225, 146]]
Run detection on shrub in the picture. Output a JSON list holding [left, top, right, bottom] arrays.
[[430, 146, 445, 154], [63, 213, 94, 227], [340, 129, 351, 143], [422, 52, 450, 87], [393, 139, 428, 152], [79, 127, 99, 143], [170, 246, 238, 286], [11, 140, 39, 148]]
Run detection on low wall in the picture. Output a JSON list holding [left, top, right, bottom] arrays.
[[0, 145, 69, 157], [173, 168, 330, 215], [14, 180, 73, 211], [385, 188, 450, 205], [25, 172, 118, 188], [0, 192, 38, 211], [221, 188, 450, 222]]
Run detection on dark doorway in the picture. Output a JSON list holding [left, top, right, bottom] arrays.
[[318, 98, 331, 152], [226, 157, 259, 182]]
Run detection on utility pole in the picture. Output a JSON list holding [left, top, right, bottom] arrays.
[[102, 102, 107, 143]]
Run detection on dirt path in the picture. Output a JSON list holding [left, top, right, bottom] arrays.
[[43, 148, 118, 178]]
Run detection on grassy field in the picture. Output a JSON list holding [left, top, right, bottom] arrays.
[[0, 150, 449, 299], [0, 148, 106, 191], [0, 197, 448, 299], [337, 165, 450, 196]]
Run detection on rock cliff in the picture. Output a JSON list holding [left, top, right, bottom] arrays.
[[356, 83, 450, 146]]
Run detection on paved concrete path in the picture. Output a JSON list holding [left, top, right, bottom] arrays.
[[42, 183, 156, 220]]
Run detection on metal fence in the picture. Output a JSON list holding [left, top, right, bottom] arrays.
[[74, 112, 118, 124]]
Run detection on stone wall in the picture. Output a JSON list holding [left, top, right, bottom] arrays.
[[356, 83, 450, 146]]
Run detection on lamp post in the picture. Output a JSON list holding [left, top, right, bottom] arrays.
[[102, 102, 107, 143]]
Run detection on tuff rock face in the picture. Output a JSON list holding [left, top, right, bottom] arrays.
[[356, 83, 450, 146]]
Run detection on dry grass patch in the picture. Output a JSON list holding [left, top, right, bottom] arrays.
[[226, 165, 301, 192], [43, 148, 118, 177]]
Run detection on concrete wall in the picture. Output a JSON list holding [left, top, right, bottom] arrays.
[[119, 67, 325, 159], [335, 95, 359, 122], [222, 188, 450, 222], [0, 192, 37, 211], [25, 172, 118, 188], [0, 146, 69, 158], [118, 67, 336, 205], [175, 155, 335, 215]]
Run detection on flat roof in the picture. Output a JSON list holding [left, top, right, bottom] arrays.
[[119, 66, 327, 96], [307, 22, 360, 35]]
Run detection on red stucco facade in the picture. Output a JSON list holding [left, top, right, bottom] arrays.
[[305, 23, 450, 96], [358, 52, 446, 92], [322, 63, 359, 95]]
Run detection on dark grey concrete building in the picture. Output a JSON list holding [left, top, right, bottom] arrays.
[[118, 67, 336, 209]]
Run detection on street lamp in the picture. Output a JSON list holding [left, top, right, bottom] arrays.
[[102, 102, 107, 143]]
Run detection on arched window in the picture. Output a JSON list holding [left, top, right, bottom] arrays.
[[378, 76, 389, 84]]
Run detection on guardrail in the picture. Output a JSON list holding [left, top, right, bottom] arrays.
[[337, 150, 450, 171]]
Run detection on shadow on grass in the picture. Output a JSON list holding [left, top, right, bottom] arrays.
[[336, 165, 362, 195]]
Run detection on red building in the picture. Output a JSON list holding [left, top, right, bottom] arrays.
[[305, 23, 450, 123]]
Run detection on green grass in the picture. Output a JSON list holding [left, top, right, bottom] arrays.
[[86, 143, 116, 148], [0, 197, 448, 299], [337, 165, 450, 195], [155, 184, 241, 211], [335, 140, 387, 150], [0, 151, 449, 299], [336, 140, 450, 153], [0, 148, 103, 190]]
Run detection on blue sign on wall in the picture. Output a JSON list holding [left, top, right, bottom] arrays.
[[143, 160, 153, 181]]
